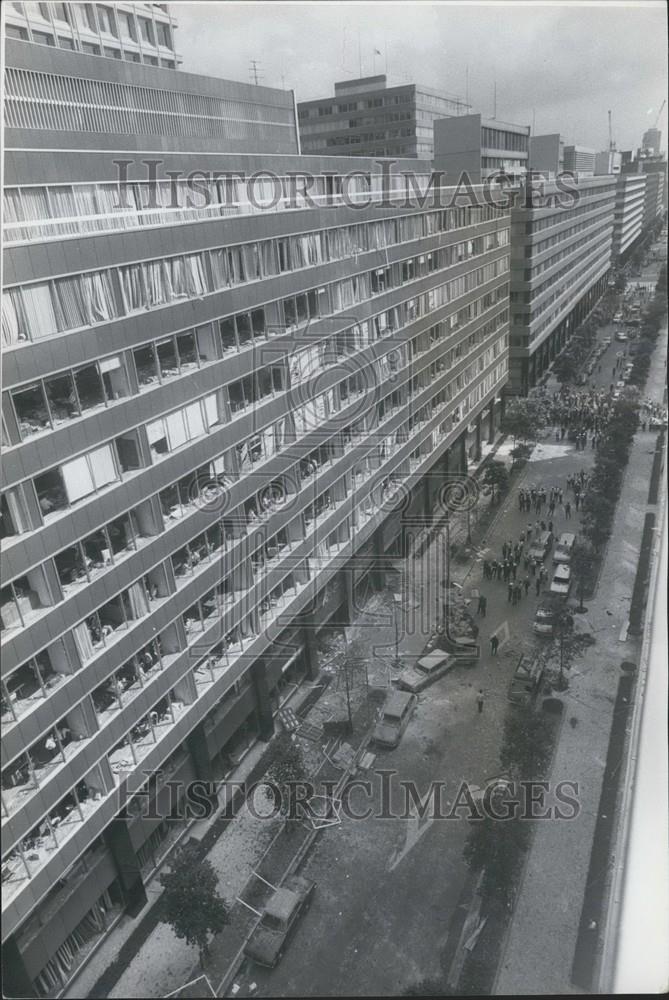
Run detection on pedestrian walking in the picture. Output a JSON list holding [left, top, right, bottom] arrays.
[[548, 520, 554, 535], [575, 494, 580, 511], [507, 582, 514, 603], [477, 594, 487, 617], [524, 576, 531, 596], [565, 501, 571, 519], [476, 689, 485, 713], [526, 523, 533, 541], [535, 576, 542, 596], [490, 634, 499, 656], [511, 560, 518, 580]]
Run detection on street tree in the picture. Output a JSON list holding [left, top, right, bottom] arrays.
[[552, 351, 579, 385], [463, 814, 530, 907], [482, 460, 509, 505], [570, 540, 598, 611], [502, 397, 549, 447], [581, 494, 615, 552], [159, 842, 229, 966], [499, 704, 554, 780], [548, 610, 596, 690], [264, 731, 309, 818]]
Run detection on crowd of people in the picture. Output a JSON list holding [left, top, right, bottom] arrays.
[[479, 469, 590, 613], [546, 387, 618, 451]]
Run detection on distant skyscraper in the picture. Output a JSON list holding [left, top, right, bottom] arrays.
[[563, 145, 596, 175], [298, 75, 469, 158]]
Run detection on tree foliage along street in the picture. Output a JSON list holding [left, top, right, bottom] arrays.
[[501, 397, 550, 445], [263, 731, 309, 817], [159, 842, 229, 965], [482, 460, 509, 505], [570, 539, 598, 609]]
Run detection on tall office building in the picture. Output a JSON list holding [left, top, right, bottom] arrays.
[[594, 150, 622, 175], [4, 1, 181, 66], [1, 17, 511, 996], [528, 133, 565, 177], [298, 75, 468, 159], [611, 173, 647, 260], [507, 175, 616, 394], [434, 114, 531, 183], [563, 145, 596, 175]]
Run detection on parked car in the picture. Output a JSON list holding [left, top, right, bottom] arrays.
[[613, 311, 624, 323], [372, 690, 417, 747], [615, 331, 628, 342], [533, 594, 567, 636], [508, 654, 544, 705], [244, 875, 316, 968], [394, 650, 464, 694], [553, 532, 576, 564], [550, 564, 572, 595], [529, 531, 553, 562]]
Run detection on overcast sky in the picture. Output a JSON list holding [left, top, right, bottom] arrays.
[[173, 1, 667, 154]]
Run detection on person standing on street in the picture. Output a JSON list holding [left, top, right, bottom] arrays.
[[476, 689, 485, 713], [524, 576, 531, 596], [477, 593, 487, 617], [507, 581, 514, 602], [490, 634, 499, 655], [535, 575, 542, 596]]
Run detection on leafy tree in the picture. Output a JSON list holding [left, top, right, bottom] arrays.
[[552, 350, 580, 385], [482, 460, 509, 504], [581, 494, 615, 551], [264, 732, 309, 818], [502, 398, 549, 446], [545, 609, 596, 689], [499, 705, 554, 779], [570, 540, 598, 611], [159, 843, 229, 965], [463, 814, 530, 907]]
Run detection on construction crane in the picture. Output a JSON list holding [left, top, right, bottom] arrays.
[[653, 99, 666, 129]]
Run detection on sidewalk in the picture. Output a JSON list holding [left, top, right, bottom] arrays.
[[494, 329, 667, 994]]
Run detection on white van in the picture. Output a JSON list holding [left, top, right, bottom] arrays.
[[553, 533, 576, 564], [550, 564, 572, 595]]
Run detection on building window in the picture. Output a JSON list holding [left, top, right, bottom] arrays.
[[156, 22, 171, 47], [118, 11, 136, 40], [137, 16, 154, 44], [96, 5, 117, 35], [31, 30, 55, 46]]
